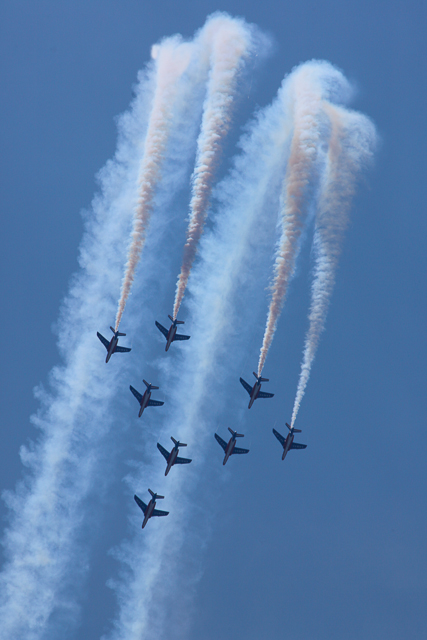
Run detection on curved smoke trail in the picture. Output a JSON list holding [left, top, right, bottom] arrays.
[[114, 38, 195, 331], [256, 62, 327, 376], [291, 103, 377, 426], [172, 16, 253, 320]]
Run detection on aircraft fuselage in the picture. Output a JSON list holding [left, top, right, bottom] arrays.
[[223, 438, 236, 465], [138, 389, 151, 417], [248, 381, 262, 408], [165, 324, 177, 351], [106, 336, 119, 363], [142, 499, 156, 528], [165, 447, 179, 475], [281, 432, 294, 460]]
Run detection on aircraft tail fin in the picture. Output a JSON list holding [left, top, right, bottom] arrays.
[[148, 489, 164, 500], [143, 380, 159, 390], [110, 326, 126, 336], [169, 314, 184, 324], [286, 422, 301, 433], [253, 371, 269, 382], [171, 437, 187, 447], [228, 427, 244, 438]]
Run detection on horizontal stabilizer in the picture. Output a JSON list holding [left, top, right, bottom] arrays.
[[148, 489, 164, 499], [168, 314, 184, 324], [143, 380, 159, 390], [286, 422, 301, 433], [228, 427, 244, 438], [253, 371, 269, 382], [171, 437, 187, 447]]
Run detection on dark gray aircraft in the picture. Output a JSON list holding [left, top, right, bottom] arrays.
[[157, 437, 192, 476], [97, 326, 131, 362], [155, 315, 190, 351], [273, 423, 307, 460], [240, 371, 274, 408], [130, 380, 164, 417], [214, 428, 249, 465], [134, 490, 169, 529]]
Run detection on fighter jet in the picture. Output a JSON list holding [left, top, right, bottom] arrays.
[[129, 380, 164, 417], [97, 326, 131, 363], [134, 490, 169, 529], [155, 315, 190, 351], [157, 437, 192, 476], [273, 423, 307, 460], [214, 427, 250, 465], [240, 371, 274, 409]]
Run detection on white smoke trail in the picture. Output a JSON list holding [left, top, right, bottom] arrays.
[[291, 103, 377, 426], [0, 32, 207, 639], [114, 38, 196, 331], [172, 15, 253, 320], [103, 58, 305, 640], [257, 61, 351, 376]]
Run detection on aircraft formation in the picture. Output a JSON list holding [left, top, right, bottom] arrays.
[[97, 315, 307, 530]]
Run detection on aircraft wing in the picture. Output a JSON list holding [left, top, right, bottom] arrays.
[[134, 495, 147, 514], [173, 333, 190, 341], [273, 428, 285, 446], [290, 442, 307, 450], [175, 456, 192, 465], [147, 399, 164, 407], [214, 433, 227, 451], [155, 321, 168, 339], [239, 378, 252, 395], [232, 447, 249, 455], [97, 332, 109, 350], [152, 508, 169, 517], [258, 391, 274, 398], [115, 345, 131, 353], [130, 385, 143, 403], [157, 443, 169, 461]]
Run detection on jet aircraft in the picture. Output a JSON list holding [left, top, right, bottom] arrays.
[[214, 427, 249, 465], [240, 371, 274, 408], [273, 423, 307, 460], [97, 326, 131, 363], [129, 380, 164, 417], [134, 490, 169, 529], [157, 437, 192, 476], [155, 315, 190, 351]]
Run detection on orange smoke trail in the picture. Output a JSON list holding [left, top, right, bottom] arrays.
[[290, 104, 376, 426], [172, 17, 252, 320], [257, 66, 323, 376], [114, 38, 193, 331]]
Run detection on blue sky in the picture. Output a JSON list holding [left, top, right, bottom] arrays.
[[0, 2, 426, 639]]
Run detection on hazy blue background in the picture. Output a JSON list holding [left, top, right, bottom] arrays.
[[1, 1, 426, 639]]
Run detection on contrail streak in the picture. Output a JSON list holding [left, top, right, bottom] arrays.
[[0, 33, 204, 638], [257, 63, 326, 376], [172, 16, 253, 320], [114, 38, 195, 331], [291, 103, 377, 426]]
